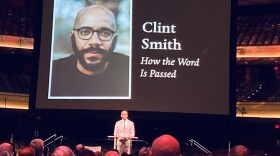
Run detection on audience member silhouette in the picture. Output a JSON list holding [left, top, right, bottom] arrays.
[[138, 146, 151, 156], [0, 148, 13, 156], [19, 147, 35, 156], [75, 144, 85, 151], [120, 152, 128, 156], [104, 151, 119, 156], [229, 145, 249, 156], [74, 144, 85, 155], [0, 143, 14, 156], [29, 139, 44, 156], [94, 151, 103, 156], [75, 148, 95, 156], [0, 143, 14, 153], [150, 134, 181, 156], [51, 146, 75, 156]]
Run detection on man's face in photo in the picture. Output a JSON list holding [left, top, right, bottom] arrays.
[[71, 6, 117, 71]]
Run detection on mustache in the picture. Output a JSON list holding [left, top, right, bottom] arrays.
[[80, 46, 107, 54]]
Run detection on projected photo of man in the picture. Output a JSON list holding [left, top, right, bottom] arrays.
[[50, 1, 131, 98]]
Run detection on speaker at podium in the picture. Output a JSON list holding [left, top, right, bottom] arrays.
[[112, 110, 137, 154]]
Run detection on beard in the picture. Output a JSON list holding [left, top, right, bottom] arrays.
[[71, 36, 112, 72]]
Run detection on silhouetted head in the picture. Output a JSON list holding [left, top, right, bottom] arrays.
[[138, 146, 151, 156], [19, 147, 35, 156], [29, 139, 44, 156], [75, 148, 95, 156], [104, 150, 119, 156], [0, 143, 13, 153], [51, 146, 75, 156], [75, 144, 85, 152], [229, 145, 249, 156], [151, 134, 181, 156]]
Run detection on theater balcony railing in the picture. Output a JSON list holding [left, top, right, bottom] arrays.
[[0, 92, 29, 110], [0, 35, 34, 49], [236, 102, 280, 118]]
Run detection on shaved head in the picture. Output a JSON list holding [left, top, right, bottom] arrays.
[[230, 145, 249, 156], [74, 5, 116, 31], [29, 139, 44, 156], [0, 143, 13, 152], [151, 134, 181, 156], [19, 147, 35, 156], [104, 151, 119, 156], [51, 146, 75, 156]]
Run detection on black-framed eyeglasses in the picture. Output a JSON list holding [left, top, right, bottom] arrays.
[[74, 27, 115, 41]]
